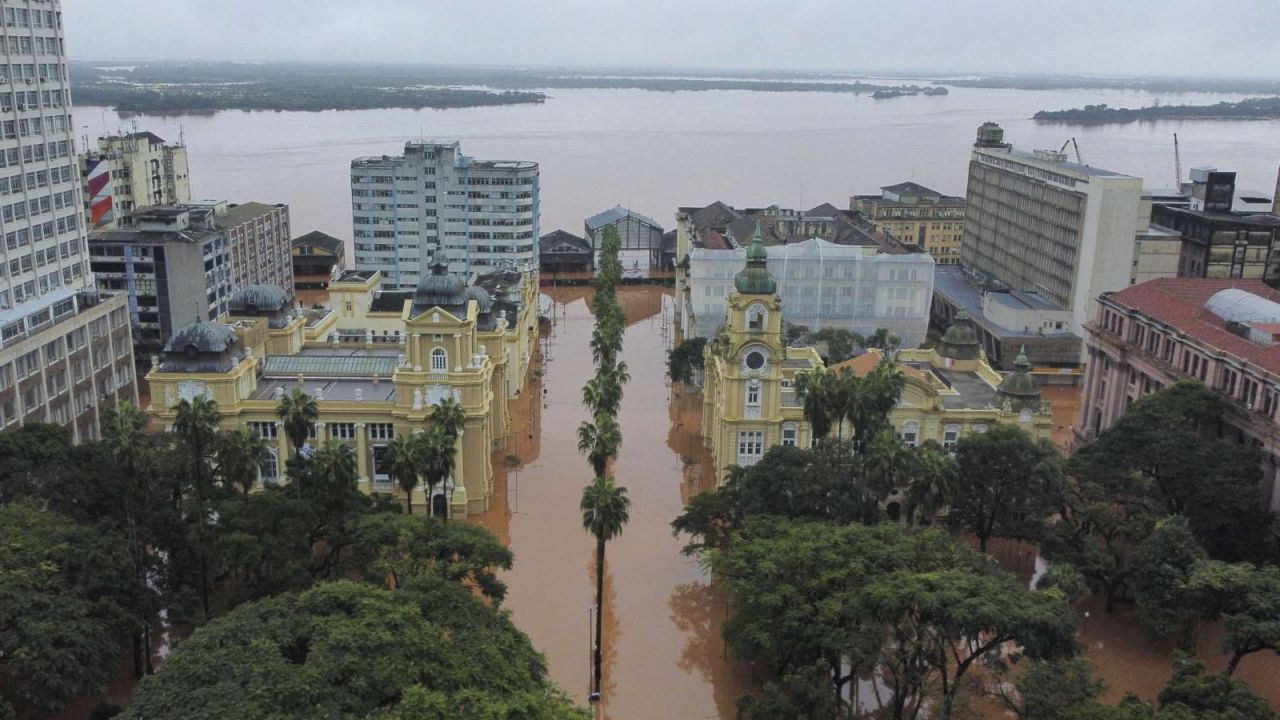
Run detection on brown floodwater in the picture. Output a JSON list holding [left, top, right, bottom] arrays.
[[473, 286, 756, 719]]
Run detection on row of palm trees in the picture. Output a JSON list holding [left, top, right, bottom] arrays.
[[577, 226, 632, 699]]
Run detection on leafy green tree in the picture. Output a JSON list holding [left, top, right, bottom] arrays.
[[736, 660, 840, 720], [809, 327, 860, 364], [348, 513, 513, 601], [0, 503, 139, 717], [783, 322, 810, 346], [119, 579, 587, 720], [864, 428, 916, 509], [845, 360, 905, 452], [173, 395, 221, 495], [1157, 655, 1277, 720], [1186, 560, 1280, 675], [577, 412, 621, 478], [1037, 563, 1089, 605], [384, 434, 422, 514], [275, 387, 318, 458], [986, 657, 1105, 720], [580, 475, 630, 696], [861, 327, 901, 353], [1071, 382, 1271, 561], [860, 568, 1076, 719], [1132, 516, 1210, 641], [793, 367, 838, 439], [213, 427, 270, 494], [950, 423, 1062, 552], [210, 486, 322, 602]]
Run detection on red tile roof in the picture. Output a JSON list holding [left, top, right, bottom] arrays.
[[1107, 278, 1280, 375], [700, 228, 731, 250]]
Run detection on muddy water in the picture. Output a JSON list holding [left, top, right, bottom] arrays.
[[473, 286, 755, 719]]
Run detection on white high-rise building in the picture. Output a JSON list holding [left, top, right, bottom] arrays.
[[0, 0, 138, 440], [351, 141, 539, 289]]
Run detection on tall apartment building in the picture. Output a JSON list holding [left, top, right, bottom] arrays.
[[88, 201, 293, 352], [351, 141, 539, 289], [0, 0, 138, 439], [960, 123, 1143, 339], [80, 130, 190, 229], [851, 182, 966, 264]]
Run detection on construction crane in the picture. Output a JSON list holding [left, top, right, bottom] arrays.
[[1173, 133, 1183, 188], [1058, 137, 1084, 164]]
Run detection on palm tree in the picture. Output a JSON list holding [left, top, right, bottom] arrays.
[[430, 395, 466, 442], [417, 427, 457, 518], [580, 475, 631, 697], [578, 412, 622, 478], [101, 400, 151, 676], [215, 427, 271, 494], [864, 430, 917, 519], [383, 434, 422, 514], [845, 360, 905, 452], [174, 395, 221, 495], [275, 387, 318, 458], [794, 368, 835, 440], [905, 441, 957, 526]]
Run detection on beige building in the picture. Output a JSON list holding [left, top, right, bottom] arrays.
[[83, 131, 191, 228], [145, 265, 539, 517], [700, 231, 1051, 486], [851, 182, 966, 264]]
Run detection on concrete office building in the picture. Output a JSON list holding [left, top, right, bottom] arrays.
[[960, 123, 1144, 339], [88, 202, 294, 351], [851, 182, 966, 264], [81, 131, 190, 229], [1149, 168, 1280, 282], [1080, 277, 1280, 509], [685, 234, 934, 346], [351, 141, 539, 289], [0, 0, 138, 439]]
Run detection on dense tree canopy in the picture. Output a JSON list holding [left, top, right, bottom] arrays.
[[949, 423, 1062, 552], [119, 580, 586, 720]]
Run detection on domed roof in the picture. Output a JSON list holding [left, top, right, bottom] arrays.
[[937, 309, 981, 360], [413, 260, 467, 313], [163, 321, 237, 354], [734, 223, 777, 295], [994, 347, 1041, 411], [228, 284, 291, 315], [466, 286, 494, 314]]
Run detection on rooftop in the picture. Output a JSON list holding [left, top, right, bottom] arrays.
[[262, 354, 400, 378], [219, 202, 286, 227], [976, 145, 1132, 179], [251, 377, 396, 403], [293, 230, 345, 254], [585, 206, 662, 231], [933, 266, 1076, 339], [1106, 278, 1280, 376]]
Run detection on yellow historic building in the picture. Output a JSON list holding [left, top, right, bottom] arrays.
[[145, 264, 539, 518], [701, 232, 1051, 483], [850, 182, 966, 264]]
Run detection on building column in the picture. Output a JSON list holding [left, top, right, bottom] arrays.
[[275, 421, 290, 484], [355, 422, 369, 490], [315, 421, 326, 444]]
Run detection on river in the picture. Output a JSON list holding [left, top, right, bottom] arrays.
[[74, 85, 1280, 241]]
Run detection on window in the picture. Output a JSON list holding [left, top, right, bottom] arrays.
[[943, 425, 960, 451], [746, 381, 760, 406], [330, 422, 356, 440], [430, 347, 448, 372], [900, 420, 919, 446], [251, 421, 278, 439], [736, 431, 764, 465], [372, 445, 391, 483], [781, 424, 797, 447], [260, 449, 279, 484], [368, 423, 395, 441]]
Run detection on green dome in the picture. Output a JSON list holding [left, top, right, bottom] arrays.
[[734, 223, 776, 295], [994, 346, 1041, 412], [937, 309, 981, 360]]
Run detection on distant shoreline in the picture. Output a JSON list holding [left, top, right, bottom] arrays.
[[69, 60, 948, 114], [1033, 97, 1280, 124]]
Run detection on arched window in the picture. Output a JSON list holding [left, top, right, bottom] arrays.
[[900, 420, 919, 446], [259, 449, 279, 485], [747, 304, 766, 331], [943, 424, 960, 451], [430, 347, 448, 372], [781, 422, 798, 446]]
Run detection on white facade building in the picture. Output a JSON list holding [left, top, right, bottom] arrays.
[[685, 238, 935, 346], [81, 130, 190, 229], [0, 0, 138, 440], [351, 141, 539, 289]]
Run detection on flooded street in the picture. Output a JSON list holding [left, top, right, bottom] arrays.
[[473, 285, 755, 719]]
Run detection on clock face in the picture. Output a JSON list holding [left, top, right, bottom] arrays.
[[745, 350, 766, 370]]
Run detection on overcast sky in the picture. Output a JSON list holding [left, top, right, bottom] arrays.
[[63, 0, 1280, 78]]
